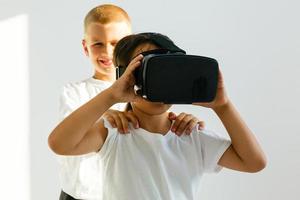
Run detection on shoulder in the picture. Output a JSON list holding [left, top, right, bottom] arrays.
[[60, 78, 93, 98], [189, 127, 230, 144], [63, 78, 113, 95], [62, 78, 90, 92]]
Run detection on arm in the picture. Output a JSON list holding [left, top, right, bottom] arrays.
[[48, 89, 116, 155], [194, 70, 267, 173], [214, 101, 266, 173], [48, 54, 144, 155]]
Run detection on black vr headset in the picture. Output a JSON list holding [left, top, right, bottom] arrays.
[[116, 33, 219, 104]]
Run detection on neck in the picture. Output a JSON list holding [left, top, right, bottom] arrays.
[[132, 105, 171, 135], [93, 72, 116, 82]]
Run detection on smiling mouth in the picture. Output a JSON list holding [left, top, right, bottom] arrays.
[[99, 59, 113, 67]]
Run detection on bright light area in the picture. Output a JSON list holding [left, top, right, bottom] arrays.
[[0, 14, 30, 199]]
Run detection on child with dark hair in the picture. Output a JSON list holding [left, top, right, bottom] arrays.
[[50, 32, 266, 200]]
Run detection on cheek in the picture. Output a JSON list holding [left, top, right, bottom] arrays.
[[89, 47, 103, 58]]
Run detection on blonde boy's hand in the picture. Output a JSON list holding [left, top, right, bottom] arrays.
[[103, 110, 204, 136], [103, 109, 139, 134], [193, 70, 229, 109], [169, 112, 205, 136]]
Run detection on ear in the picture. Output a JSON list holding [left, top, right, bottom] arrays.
[[82, 39, 89, 57]]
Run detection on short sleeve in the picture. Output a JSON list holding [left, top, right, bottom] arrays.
[[194, 128, 231, 173], [96, 119, 118, 159], [59, 84, 81, 121]]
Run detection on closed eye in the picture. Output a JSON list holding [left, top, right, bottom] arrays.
[[93, 42, 104, 47]]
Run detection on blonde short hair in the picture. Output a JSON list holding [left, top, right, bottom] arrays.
[[84, 4, 131, 33]]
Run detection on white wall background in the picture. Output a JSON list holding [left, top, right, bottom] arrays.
[[0, 0, 299, 199]]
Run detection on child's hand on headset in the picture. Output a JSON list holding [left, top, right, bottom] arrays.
[[108, 54, 144, 103], [193, 70, 229, 110]]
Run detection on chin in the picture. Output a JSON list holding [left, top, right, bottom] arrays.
[[95, 65, 115, 75], [97, 63, 114, 71], [134, 101, 171, 115]]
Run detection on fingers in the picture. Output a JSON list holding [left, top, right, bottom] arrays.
[[183, 118, 199, 135], [170, 113, 204, 136], [170, 112, 186, 136], [125, 111, 140, 129], [103, 110, 117, 128], [123, 54, 143, 77], [168, 112, 177, 120], [108, 55, 143, 103], [105, 116, 117, 128], [104, 110, 140, 134], [217, 69, 223, 88], [197, 121, 205, 130], [118, 112, 130, 134], [103, 110, 127, 134], [175, 113, 195, 136]]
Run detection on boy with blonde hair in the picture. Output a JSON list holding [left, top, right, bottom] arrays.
[[57, 4, 204, 200]]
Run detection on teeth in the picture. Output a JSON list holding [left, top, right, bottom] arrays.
[[99, 60, 112, 66]]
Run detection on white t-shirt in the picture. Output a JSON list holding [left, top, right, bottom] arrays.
[[96, 119, 231, 200], [57, 77, 126, 199]]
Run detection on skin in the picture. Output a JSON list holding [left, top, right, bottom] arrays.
[[49, 43, 267, 173], [81, 21, 204, 135], [82, 21, 132, 81]]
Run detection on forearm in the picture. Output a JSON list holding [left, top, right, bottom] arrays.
[[214, 101, 266, 169], [48, 88, 117, 154]]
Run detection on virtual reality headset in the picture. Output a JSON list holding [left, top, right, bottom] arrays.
[[115, 33, 219, 104]]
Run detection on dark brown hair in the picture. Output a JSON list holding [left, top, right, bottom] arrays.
[[113, 33, 183, 111], [114, 34, 156, 68], [113, 32, 184, 68]]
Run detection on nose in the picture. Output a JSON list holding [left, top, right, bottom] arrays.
[[104, 44, 114, 57]]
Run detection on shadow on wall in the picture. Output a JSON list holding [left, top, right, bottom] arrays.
[[0, 1, 99, 199], [0, 2, 31, 200], [0, 1, 75, 199]]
